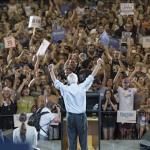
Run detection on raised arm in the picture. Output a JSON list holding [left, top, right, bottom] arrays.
[[113, 67, 124, 90], [91, 58, 103, 77], [48, 64, 57, 83]]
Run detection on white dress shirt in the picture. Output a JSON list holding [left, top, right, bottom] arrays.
[[54, 75, 94, 114], [13, 124, 38, 149]]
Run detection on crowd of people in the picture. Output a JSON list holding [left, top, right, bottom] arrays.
[[0, 0, 149, 147]]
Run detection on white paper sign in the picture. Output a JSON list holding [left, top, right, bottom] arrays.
[[4, 36, 16, 48], [13, 113, 32, 127], [117, 111, 136, 123], [28, 16, 41, 28], [120, 3, 134, 15], [121, 32, 132, 43], [142, 36, 150, 48], [36, 39, 50, 56]]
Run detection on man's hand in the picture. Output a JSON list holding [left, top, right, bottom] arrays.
[[48, 64, 54, 72]]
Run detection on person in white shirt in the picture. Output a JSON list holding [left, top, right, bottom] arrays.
[[113, 68, 138, 111], [48, 58, 103, 150], [13, 113, 38, 150], [36, 95, 61, 141], [113, 67, 139, 139]]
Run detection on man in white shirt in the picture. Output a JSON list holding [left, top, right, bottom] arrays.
[[48, 58, 103, 150], [113, 68, 138, 139], [36, 95, 61, 141], [117, 79, 137, 111], [113, 68, 138, 111]]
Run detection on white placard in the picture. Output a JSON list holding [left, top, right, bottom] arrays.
[[121, 32, 132, 43], [13, 113, 32, 127], [142, 36, 150, 48], [117, 111, 136, 123], [120, 3, 134, 15], [36, 39, 50, 56], [28, 16, 41, 28], [4, 36, 16, 48]]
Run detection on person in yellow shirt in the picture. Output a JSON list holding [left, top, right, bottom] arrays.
[[17, 85, 35, 114]]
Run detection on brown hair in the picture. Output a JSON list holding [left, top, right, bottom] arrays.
[[19, 113, 27, 143], [103, 89, 117, 104]]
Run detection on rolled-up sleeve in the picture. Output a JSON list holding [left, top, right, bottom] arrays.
[[80, 75, 94, 91], [54, 80, 64, 89], [54, 80, 65, 96]]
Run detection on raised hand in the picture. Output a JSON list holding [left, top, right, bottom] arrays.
[[97, 58, 104, 65], [48, 64, 54, 72]]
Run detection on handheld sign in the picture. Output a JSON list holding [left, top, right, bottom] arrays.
[[36, 39, 50, 56], [142, 36, 150, 48], [121, 31, 132, 43], [117, 111, 136, 124], [51, 28, 66, 43], [109, 38, 120, 50], [120, 3, 134, 16], [100, 31, 109, 46], [4, 36, 16, 48], [28, 16, 41, 28]]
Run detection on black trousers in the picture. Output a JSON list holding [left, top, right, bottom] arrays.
[[66, 112, 88, 150]]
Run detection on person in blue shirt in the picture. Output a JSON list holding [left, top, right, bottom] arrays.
[[48, 58, 103, 150]]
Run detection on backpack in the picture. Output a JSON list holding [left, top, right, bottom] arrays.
[[28, 108, 49, 132]]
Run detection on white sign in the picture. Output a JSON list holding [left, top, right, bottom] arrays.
[[4, 36, 16, 48], [117, 111, 136, 123], [28, 16, 41, 28], [13, 113, 32, 127], [36, 39, 50, 56], [142, 36, 150, 48], [121, 32, 132, 43], [120, 3, 134, 15]]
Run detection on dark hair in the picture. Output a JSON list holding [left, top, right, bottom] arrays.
[[19, 113, 27, 143], [103, 89, 116, 104]]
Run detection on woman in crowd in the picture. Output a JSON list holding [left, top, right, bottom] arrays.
[[138, 97, 150, 138], [13, 113, 38, 150], [0, 87, 17, 130], [102, 89, 117, 140]]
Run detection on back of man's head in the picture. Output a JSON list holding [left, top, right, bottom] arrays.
[[67, 73, 78, 85]]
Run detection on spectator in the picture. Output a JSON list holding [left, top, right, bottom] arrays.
[[0, 87, 17, 130], [36, 95, 61, 141], [102, 89, 117, 140], [13, 113, 38, 150]]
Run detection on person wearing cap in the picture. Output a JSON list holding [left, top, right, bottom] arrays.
[[48, 58, 103, 150]]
